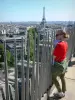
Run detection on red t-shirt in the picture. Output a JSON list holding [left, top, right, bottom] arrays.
[[53, 41, 68, 62]]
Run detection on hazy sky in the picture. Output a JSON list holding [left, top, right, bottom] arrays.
[[0, 0, 75, 22]]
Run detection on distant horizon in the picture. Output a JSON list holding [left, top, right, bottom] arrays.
[[0, 20, 75, 23]]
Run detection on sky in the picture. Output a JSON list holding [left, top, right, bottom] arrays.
[[0, 0, 75, 22]]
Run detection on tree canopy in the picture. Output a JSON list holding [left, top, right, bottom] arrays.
[[27, 27, 38, 61], [0, 43, 14, 68]]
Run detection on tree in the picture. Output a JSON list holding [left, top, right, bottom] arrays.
[[0, 44, 14, 68], [27, 28, 38, 61]]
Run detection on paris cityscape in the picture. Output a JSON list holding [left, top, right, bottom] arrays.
[[0, 0, 75, 100]]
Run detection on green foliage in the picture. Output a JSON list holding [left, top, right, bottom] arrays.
[[8, 54, 14, 67], [27, 28, 38, 61], [0, 44, 4, 62], [0, 44, 14, 68]]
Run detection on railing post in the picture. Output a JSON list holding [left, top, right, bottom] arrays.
[[35, 32, 40, 100], [14, 39, 19, 100], [21, 37, 25, 100], [26, 33, 30, 100], [4, 40, 9, 100], [31, 32, 36, 100], [41, 29, 46, 96]]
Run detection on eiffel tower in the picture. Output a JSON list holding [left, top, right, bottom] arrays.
[[40, 7, 46, 27]]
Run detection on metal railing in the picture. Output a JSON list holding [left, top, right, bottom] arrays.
[[1, 27, 75, 100]]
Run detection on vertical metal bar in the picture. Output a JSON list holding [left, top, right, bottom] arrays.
[[49, 30, 53, 86], [42, 30, 46, 95], [31, 32, 36, 100], [26, 33, 30, 100], [14, 39, 19, 100], [38, 32, 44, 100], [69, 29, 75, 59], [39, 68, 42, 100], [24, 30, 27, 55], [46, 30, 53, 98], [4, 40, 9, 100], [67, 33, 73, 60], [38, 33, 42, 100], [50, 30, 54, 63], [45, 31, 48, 92], [21, 37, 25, 100], [39, 49, 43, 100], [42, 33, 45, 95], [44, 32, 47, 93], [72, 26, 75, 56], [44, 32, 47, 94], [41, 36, 44, 96], [35, 32, 40, 100], [0, 87, 5, 100], [45, 31, 48, 91], [47, 31, 49, 63], [9, 84, 13, 100], [47, 31, 50, 88], [46, 31, 49, 91]]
